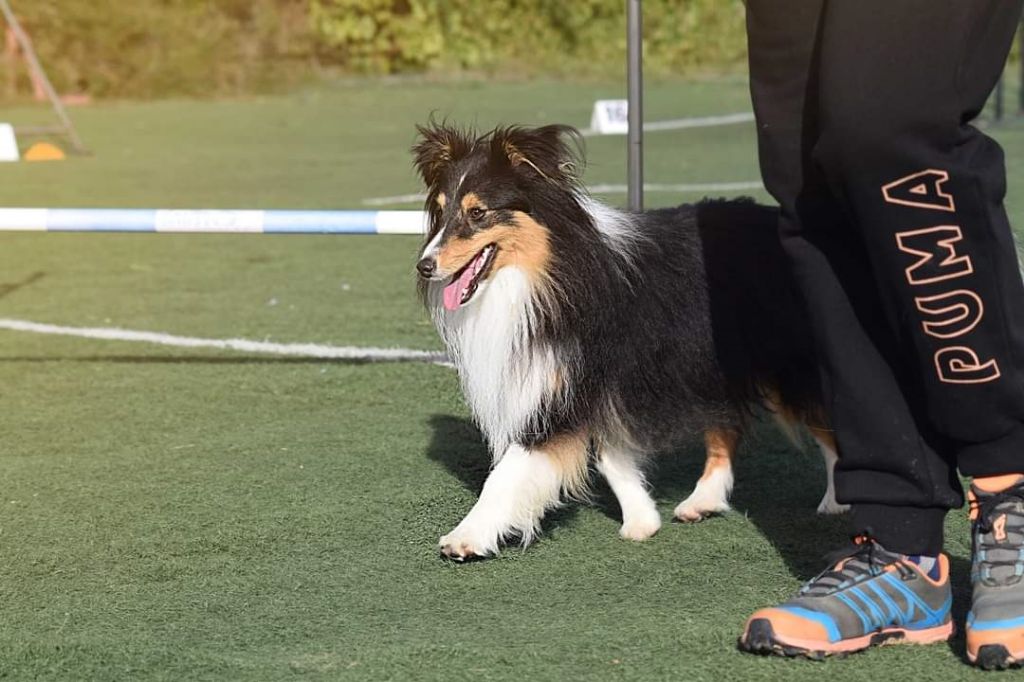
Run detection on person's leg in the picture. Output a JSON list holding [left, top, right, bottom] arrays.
[[742, 0, 1024, 663], [738, 0, 963, 658], [812, 0, 1024, 483], [747, 0, 957, 557], [811, 8, 1024, 663], [966, 474, 1024, 668]]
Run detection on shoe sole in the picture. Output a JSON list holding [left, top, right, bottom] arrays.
[[739, 618, 954, 660], [969, 644, 1023, 671]]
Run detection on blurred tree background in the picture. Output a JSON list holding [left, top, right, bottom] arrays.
[[5, 0, 747, 99]]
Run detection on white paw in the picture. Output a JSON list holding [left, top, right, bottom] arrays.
[[816, 495, 850, 515], [438, 523, 500, 561], [619, 510, 662, 541], [674, 495, 730, 523]]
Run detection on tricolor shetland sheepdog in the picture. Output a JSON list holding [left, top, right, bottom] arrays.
[[413, 123, 843, 561]]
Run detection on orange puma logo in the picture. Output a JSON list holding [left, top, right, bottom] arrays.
[[887, 171, 999, 385], [883, 169, 956, 212]]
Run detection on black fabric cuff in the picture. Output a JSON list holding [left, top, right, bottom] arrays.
[[850, 504, 948, 556]]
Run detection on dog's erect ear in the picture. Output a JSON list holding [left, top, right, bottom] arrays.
[[490, 125, 583, 184], [412, 123, 473, 188]]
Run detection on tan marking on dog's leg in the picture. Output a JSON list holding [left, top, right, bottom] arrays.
[[436, 192, 446, 209], [809, 427, 835, 453], [674, 428, 739, 522], [596, 444, 661, 541], [761, 387, 805, 451], [809, 427, 848, 515], [763, 388, 846, 515], [541, 432, 591, 500], [438, 434, 589, 561]]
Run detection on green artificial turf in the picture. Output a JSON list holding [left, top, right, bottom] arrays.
[[0, 77, 1021, 680], [0, 76, 766, 210]]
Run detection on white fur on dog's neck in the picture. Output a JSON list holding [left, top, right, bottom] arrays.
[[575, 192, 643, 261], [430, 267, 558, 458]]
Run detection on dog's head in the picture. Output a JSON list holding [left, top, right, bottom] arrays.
[[411, 122, 583, 310]]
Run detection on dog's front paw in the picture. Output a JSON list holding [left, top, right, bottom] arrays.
[[673, 496, 729, 523], [619, 511, 662, 541], [438, 524, 499, 562]]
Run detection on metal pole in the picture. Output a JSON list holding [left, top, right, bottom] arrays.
[[626, 0, 643, 212], [1019, 20, 1024, 115], [995, 73, 1005, 123], [0, 0, 85, 153]]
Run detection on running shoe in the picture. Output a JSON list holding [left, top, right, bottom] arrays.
[[966, 474, 1024, 670], [739, 535, 953, 659]]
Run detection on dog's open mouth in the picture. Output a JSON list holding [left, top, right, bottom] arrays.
[[443, 244, 497, 311]]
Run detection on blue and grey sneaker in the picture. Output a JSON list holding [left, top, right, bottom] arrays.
[[739, 535, 953, 659], [966, 474, 1024, 670]]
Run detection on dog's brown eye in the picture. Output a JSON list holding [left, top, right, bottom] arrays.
[[468, 207, 486, 221]]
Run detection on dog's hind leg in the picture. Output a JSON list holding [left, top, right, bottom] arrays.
[[674, 428, 739, 522], [438, 433, 589, 561], [810, 427, 849, 515], [596, 445, 661, 541], [763, 390, 847, 514]]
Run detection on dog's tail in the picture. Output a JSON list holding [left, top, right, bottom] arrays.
[[760, 386, 830, 453]]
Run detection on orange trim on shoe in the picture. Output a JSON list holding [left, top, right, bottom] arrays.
[[772, 622, 953, 654], [742, 614, 952, 656], [898, 553, 949, 588], [973, 474, 1024, 493], [967, 629, 1024, 665]]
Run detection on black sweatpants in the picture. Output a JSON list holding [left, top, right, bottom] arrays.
[[746, 1, 1024, 555]]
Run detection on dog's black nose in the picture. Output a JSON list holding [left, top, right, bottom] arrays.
[[416, 257, 437, 278]]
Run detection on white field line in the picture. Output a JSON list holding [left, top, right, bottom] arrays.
[[631, 111, 755, 134], [0, 318, 450, 364], [589, 181, 763, 194], [579, 112, 756, 136], [362, 180, 764, 207]]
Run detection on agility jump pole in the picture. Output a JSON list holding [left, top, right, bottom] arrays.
[[626, 0, 643, 212], [0, 208, 426, 234]]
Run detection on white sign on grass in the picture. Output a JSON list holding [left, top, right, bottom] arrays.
[[590, 99, 630, 135], [0, 124, 18, 162]]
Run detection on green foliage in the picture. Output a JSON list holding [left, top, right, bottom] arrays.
[[3, 0, 747, 98], [310, 0, 749, 77], [310, 0, 443, 73], [8, 0, 314, 98]]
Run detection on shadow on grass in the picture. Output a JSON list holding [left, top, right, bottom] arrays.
[[0, 271, 45, 300], [647, 425, 973, 663], [426, 413, 974, 659], [425, 413, 856, 570]]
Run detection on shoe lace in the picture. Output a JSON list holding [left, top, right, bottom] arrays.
[[971, 481, 1024, 586], [798, 533, 914, 597]]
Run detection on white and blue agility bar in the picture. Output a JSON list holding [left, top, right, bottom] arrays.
[[0, 208, 426, 234]]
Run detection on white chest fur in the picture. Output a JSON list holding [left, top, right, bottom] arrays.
[[430, 267, 557, 458]]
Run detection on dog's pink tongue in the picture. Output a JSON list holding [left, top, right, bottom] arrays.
[[443, 264, 478, 311]]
